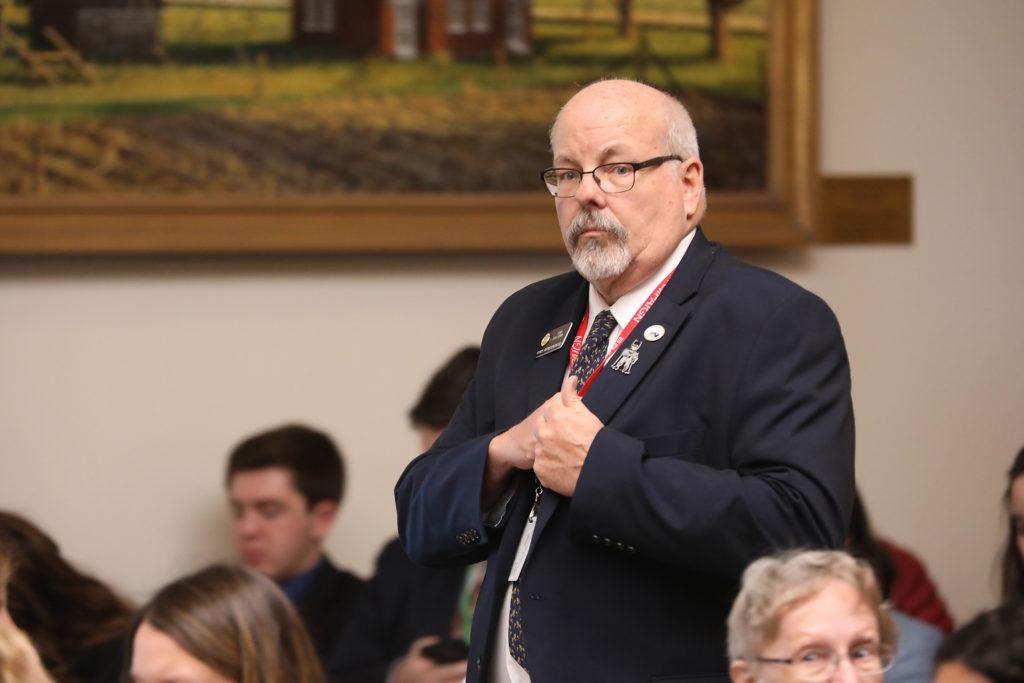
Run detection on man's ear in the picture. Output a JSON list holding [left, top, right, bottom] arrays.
[[729, 659, 756, 683], [679, 157, 705, 220], [309, 500, 338, 539]]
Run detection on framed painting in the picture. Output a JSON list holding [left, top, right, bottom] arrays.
[[0, 0, 817, 254]]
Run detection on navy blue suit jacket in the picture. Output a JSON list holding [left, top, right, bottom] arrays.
[[395, 229, 855, 682]]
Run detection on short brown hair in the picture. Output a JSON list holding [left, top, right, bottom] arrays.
[[409, 347, 480, 430], [125, 563, 326, 683], [226, 424, 344, 507]]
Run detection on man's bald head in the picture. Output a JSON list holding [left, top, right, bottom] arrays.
[[550, 80, 700, 164]]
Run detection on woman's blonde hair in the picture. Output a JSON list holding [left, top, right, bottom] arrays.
[[125, 563, 325, 683], [727, 550, 897, 661]]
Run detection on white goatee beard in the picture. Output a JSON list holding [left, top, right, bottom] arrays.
[[566, 210, 632, 283]]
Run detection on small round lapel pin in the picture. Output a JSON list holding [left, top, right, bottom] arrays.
[[643, 324, 666, 342]]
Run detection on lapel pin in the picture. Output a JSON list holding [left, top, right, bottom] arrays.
[[643, 324, 666, 342], [536, 321, 573, 358], [610, 340, 643, 375]]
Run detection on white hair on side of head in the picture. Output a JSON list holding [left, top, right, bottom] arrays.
[[725, 549, 897, 663], [662, 95, 699, 161]]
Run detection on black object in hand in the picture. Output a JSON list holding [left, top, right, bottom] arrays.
[[421, 637, 470, 664]]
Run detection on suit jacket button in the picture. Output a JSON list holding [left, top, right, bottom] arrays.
[[476, 656, 482, 672]]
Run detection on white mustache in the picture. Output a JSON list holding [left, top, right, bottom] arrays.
[[567, 211, 628, 248]]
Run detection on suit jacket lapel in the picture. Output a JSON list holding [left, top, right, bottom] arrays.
[[584, 228, 719, 426], [526, 279, 589, 411]]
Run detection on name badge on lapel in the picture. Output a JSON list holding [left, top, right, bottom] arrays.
[[536, 322, 573, 358]]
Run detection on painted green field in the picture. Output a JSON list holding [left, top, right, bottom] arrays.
[[0, 1, 766, 120], [0, 1, 767, 194]]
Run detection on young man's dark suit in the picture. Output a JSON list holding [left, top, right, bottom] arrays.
[[396, 229, 855, 682], [327, 538, 467, 682], [295, 556, 364, 662]]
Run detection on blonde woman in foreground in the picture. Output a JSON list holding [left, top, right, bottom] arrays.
[[125, 563, 325, 683]]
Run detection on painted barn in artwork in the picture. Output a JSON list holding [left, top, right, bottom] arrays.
[[293, 0, 532, 60], [29, 0, 163, 58]]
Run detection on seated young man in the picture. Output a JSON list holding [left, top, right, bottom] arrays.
[[226, 424, 363, 663]]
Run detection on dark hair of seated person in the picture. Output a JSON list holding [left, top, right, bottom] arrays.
[[935, 601, 1024, 683], [0, 510, 134, 683], [125, 563, 326, 683], [845, 489, 897, 596], [225, 423, 345, 508], [1000, 447, 1024, 602], [408, 346, 481, 429]]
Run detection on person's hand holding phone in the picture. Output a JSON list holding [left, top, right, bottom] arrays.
[[389, 635, 468, 683]]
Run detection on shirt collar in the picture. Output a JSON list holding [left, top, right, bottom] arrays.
[[588, 228, 696, 328], [277, 556, 326, 603]]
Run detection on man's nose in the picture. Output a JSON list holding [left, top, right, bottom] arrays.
[[236, 511, 262, 536], [573, 171, 606, 208]]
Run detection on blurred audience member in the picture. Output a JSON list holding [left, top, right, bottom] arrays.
[[934, 602, 1024, 683], [329, 347, 480, 683], [408, 347, 481, 452], [848, 490, 953, 633], [226, 425, 363, 662], [126, 563, 325, 683], [0, 511, 132, 683], [998, 447, 1024, 603], [727, 550, 897, 683], [1, 537, 53, 683], [846, 491, 946, 681]]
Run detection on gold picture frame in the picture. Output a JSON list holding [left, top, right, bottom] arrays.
[[0, 0, 817, 255]]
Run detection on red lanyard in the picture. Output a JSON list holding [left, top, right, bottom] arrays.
[[567, 270, 675, 397]]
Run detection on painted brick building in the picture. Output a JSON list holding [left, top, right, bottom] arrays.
[[293, 0, 532, 60]]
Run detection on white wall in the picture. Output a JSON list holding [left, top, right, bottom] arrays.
[[1, 0, 1022, 621]]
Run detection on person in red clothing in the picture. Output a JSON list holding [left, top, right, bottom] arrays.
[[847, 490, 953, 681], [879, 538, 954, 633], [847, 489, 954, 633]]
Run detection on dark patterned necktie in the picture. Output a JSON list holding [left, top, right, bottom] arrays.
[[507, 310, 619, 670], [508, 582, 527, 668], [569, 309, 618, 386]]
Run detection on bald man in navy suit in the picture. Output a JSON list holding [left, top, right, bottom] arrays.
[[395, 80, 855, 683]]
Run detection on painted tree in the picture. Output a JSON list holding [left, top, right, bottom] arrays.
[[708, 0, 746, 62], [617, 0, 634, 38]]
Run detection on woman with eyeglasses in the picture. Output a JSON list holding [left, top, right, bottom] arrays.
[[727, 550, 897, 683]]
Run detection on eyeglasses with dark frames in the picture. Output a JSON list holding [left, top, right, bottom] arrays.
[[540, 155, 682, 198]]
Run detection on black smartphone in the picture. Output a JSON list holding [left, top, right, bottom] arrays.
[[421, 637, 470, 664]]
